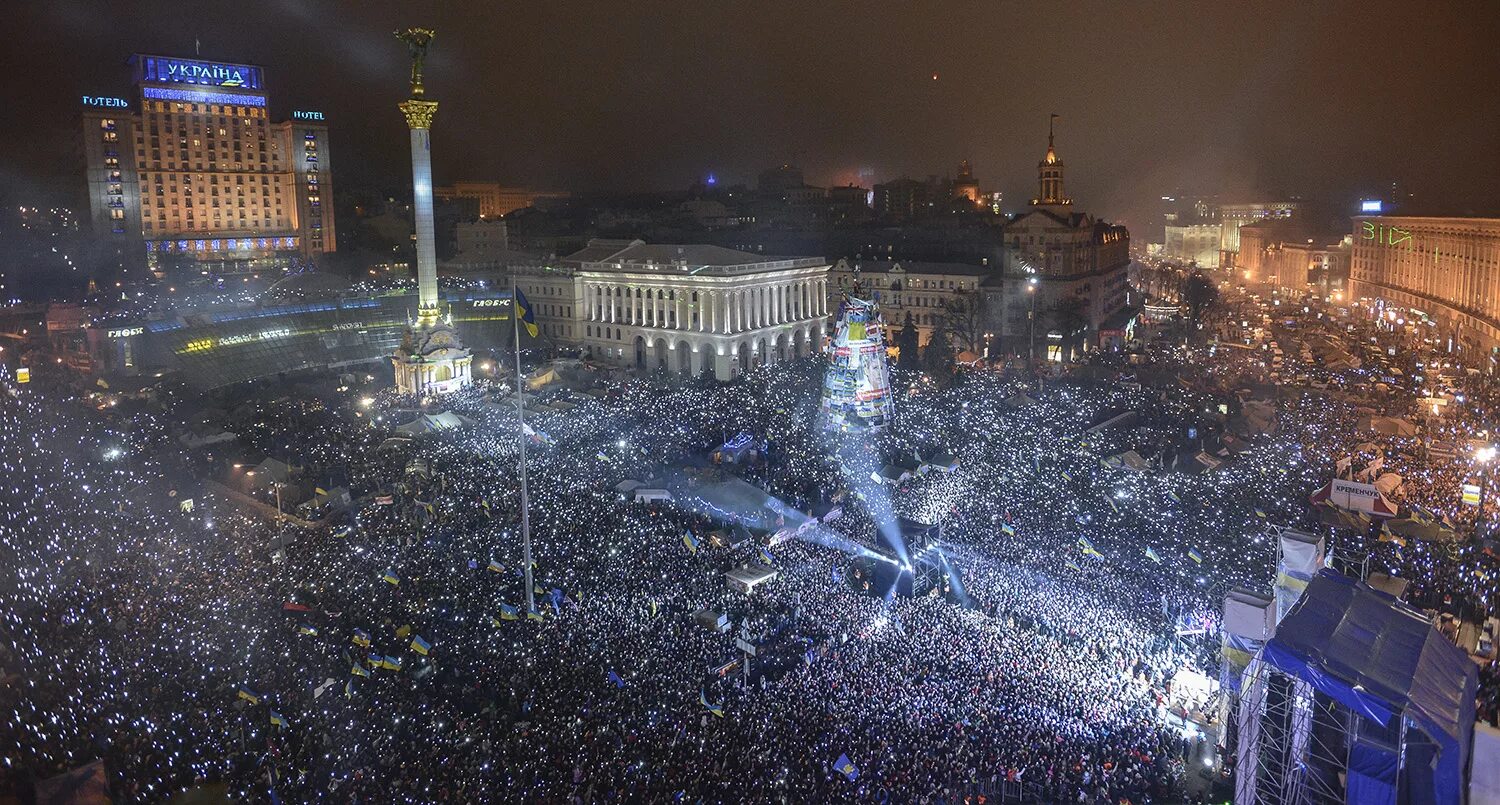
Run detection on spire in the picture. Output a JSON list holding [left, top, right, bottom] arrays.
[[1045, 113, 1059, 165]]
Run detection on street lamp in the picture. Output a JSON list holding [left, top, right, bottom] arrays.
[[1027, 277, 1039, 371], [1477, 446, 1496, 539]]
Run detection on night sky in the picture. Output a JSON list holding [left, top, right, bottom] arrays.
[[3, 1, 1498, 229]]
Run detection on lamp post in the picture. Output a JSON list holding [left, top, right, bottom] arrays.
[[1477, 446, 1495, 539], [1026, 277, 1039, 371]]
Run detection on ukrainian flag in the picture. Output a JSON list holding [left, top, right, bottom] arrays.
[[237, 686, 261, 705], [350, 663, 370, 678], [410, 635, 431, 655], [683, 533, 699, 555], [270, 710, 287, 728], [487, 560, 504, 573], [382, 570, 400, 586], [700, 689, 724, 718], [526, 608, 545, 622], [515, 288, 539, 337], [758, 546, 774, 565], [1145, 546, 1161, 564], [297, 623, 318, 637], [499, 603, 520, 621], [352, 629, 371, 648], [1065, 559, 1082, 572], [344, 679, 355, 699], [381, 656, 404, 671], [1167, 489, 1182, 503], [1000, 522, 1016, 536], [1078, 536, 1101, 557], [1061, 470, 1073, 482], [1188, 547, 1204, 564], [1255, 507, 1268, 519]]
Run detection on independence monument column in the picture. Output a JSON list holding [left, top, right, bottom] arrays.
[[391, 28, 472, 395]]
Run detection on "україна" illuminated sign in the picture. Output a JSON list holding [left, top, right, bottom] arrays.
[[138, 55, 263, 91]]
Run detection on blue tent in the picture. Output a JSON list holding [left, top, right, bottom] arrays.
[[1261, 569, 1477, 805]]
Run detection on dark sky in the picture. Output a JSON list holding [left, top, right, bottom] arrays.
[[4, 0, 1498, 230]]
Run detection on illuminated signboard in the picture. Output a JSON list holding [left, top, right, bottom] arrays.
[[15, 367, 30, 383], [107, 327, 144, 339], [1359, 199, 1383, 213], [82, 96, 130, 108], [472, 299, 511, 308], [292, 110, 325, 121], [138, 55, 263, 90], [141, 86, 266, 108]]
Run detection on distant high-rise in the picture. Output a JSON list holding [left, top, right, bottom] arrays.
[[953, 161, 980, 205], [79, 53, 336, 272]]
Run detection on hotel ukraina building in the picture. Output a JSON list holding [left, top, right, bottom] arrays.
[[1348, 215, 1500, 362], [80, 54, 335, 273], [507, 240, 829, 381]]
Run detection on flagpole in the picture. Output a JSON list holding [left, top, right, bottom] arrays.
[[512, 277, 535, 615]]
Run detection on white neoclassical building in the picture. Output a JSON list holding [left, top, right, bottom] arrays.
[[509, 240, 830, 381]]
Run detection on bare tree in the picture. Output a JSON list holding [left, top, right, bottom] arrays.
[[943, 290, 991, 355]]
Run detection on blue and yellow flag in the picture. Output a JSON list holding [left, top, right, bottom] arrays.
[[410, 635, 431, 656], [297, 623, 318, 637], [1000, 522, 1016, 536], [350, 663, 370, 678], [1167, 489, 1182, 503], [515, 288, 539, 338], [758, 546, 774, 565], [382, 570, 400, 586], [499, 602, 520, 621], [1255, 507, 1268, 519], [487, 559, 504, 573], [344, 679, 355, 699], [683, 532, 699, 555], [269, 710, 287, 728], [526, 608, 545, 623], [1145, 546, 1162, 564], [352, 629, 371, 648], [237, 686, 261, 705], [381, 655, 404, 671], [1078, 536, 1101, 558], [1188, 547, 1204, 564], [835, 753, 860, 781], [700, 689, 724, 718]]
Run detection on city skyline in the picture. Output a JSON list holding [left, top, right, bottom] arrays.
[[4, 1, 1498, 230]]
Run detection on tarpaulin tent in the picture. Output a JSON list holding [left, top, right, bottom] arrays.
[[1260, 569, 1476, 805]]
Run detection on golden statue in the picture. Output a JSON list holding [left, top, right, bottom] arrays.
[[395, 27, 437, 96]]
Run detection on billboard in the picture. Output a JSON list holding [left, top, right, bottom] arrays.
[[1321, 478, 1398, 517], [137, 55, 263, 90]]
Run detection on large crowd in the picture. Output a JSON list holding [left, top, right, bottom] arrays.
[[4, 305, 1500, 802]]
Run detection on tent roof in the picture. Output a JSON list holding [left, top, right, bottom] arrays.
[[1263, 569, 1476, 799]]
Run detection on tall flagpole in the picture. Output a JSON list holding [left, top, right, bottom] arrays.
[[512, 277, 535, 615]]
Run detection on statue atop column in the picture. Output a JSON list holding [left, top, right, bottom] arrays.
[[395, 28, 436, 97]]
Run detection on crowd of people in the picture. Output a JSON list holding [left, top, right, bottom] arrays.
[[3, 304, 1499, 802]]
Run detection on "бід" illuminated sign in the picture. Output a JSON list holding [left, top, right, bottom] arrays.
[[82, 96, 130, 108], [138, 55, 263, 91], [1361, 221, 1412, 248], [292, 110, 325, 121]]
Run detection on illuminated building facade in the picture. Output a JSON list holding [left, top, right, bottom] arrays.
[[999, 120, 1132, 360], [79, 54, 336, 271], [563, 241, 828, 381], [434, 181, 569, 218], [1348, 215, 1500, 360], [391, 28, 473, 397], [821, 296, 894, 432]]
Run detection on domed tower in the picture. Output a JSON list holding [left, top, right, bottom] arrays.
[[391, 28, 472, 395], [1031, 114, 1071, 209], [953, 160, 980, 205]]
